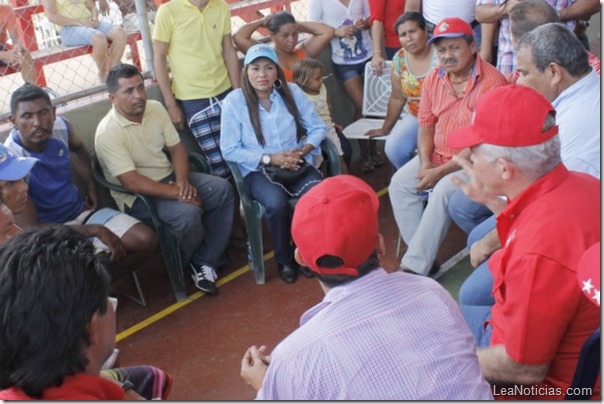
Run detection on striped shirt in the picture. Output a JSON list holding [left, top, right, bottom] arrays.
[[418, 56, 507, 166], [476, 0, 576, 76], [257, 269, 493, 400]]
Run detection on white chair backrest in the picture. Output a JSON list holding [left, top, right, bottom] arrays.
[[361, 61, 392, 118]]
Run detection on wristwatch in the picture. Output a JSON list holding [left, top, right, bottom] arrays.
[[261, 154, 271, 166]]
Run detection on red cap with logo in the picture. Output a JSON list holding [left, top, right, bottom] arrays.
[[291, 175, 379, 277], [427, 17, 474, 45], [447, 85, 559, 149]]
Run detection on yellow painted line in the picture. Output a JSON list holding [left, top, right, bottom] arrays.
[[116, 187, 389, 342], [116, 251, 275, 342]]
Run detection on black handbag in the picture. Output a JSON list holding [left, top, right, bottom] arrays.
[[262, 161, 311, 185]]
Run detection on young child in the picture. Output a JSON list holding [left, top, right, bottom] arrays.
[[293, 58, 350, 173]]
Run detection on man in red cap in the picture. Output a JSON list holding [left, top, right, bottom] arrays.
[[240, 175, 493, 400], [388, 17, 506, 276], [446, 85, 600, 399]]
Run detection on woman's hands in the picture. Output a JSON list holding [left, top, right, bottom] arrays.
[[270, 150, 304, 170]]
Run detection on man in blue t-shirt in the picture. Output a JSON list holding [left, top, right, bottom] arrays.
[[5, 83, 158, 268]]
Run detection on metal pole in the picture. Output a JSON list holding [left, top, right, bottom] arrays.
[[134, 0, 155, 78]]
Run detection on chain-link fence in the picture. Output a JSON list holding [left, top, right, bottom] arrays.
[[0, 0, 311, 118]]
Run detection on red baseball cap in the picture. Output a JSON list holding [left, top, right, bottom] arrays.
[[291, 175, 379, 277], [427, 17, 474, 45], [577, 242, 600, 307], [447, 85, 559, 149]]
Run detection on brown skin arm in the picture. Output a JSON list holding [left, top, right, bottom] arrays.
[[296, 21, 334, 58]]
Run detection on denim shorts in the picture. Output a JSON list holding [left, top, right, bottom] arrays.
[[333, 59, 368, 82], [60, 20, 117, 46]]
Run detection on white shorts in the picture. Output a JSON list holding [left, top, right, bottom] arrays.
[[65, 208, 140, 253]]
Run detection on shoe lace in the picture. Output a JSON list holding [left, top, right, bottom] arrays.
[[195, 265, 217, 283]]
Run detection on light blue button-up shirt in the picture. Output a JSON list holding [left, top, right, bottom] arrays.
[[220, 83, 327, 177], [552, 69, 600, 179]]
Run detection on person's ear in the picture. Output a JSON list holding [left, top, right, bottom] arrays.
[[294, 248, 306, 266], [498, 158, 514, 181], [547, 62, 564, 87]]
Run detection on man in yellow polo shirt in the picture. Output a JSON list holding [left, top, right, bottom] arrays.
[[152, 0, 240, 177]]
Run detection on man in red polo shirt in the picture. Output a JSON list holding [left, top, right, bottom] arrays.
[[388, 17, 507, 276], [447, 85, 600, 399]]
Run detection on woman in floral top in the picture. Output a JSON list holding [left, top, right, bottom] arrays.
[[365, 12, 438, 169]]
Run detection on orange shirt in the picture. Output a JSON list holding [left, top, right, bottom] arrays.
[[418, 56, 508, 167], [0, 5, 17, 45], [280, 48, 306, 82]]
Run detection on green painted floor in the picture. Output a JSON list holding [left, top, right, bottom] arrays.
[[438, 256, 474, 303]]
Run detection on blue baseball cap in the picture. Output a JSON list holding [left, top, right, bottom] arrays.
[[244, 44, 279, 66], [0, 144, 38, 181]]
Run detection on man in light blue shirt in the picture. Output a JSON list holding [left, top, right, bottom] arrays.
[[240, 175, 493, 400]]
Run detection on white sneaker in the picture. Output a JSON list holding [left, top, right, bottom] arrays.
[[190, 264, 218, 295]]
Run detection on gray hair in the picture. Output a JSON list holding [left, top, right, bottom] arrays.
[[477, 113, 561, 181], [510, 0, 559, 44], [517, 23, 590, 77]]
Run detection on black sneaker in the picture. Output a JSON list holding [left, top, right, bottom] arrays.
[[190, 264, 218, 295]]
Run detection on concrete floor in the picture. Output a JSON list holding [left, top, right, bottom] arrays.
[[110, 157, 469, 400]]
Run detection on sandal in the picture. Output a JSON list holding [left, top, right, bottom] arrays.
[[360, 156, 375, 173]]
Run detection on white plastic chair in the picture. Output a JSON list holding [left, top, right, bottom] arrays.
[[342, 61, 393, 140]]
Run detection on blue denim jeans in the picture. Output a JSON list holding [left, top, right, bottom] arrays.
[[448, 188, 493, 234], [126, 171, 234, 269], [460, 305, 493, 347], [384, 112, 418, 170], [458, 215, 497, 306], [244, 167, 323, 265]]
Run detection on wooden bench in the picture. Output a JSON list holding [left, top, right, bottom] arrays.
[[2, 3, 142, 87]]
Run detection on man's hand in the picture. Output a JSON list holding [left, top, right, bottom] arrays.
[[241, 345, 271, 392], [172, 179, 197, 201], [167, 104, 186, 131], [470, 229, 501, 268], [415, 165, 443, 190], [84, 187, 100, 211], [451, 154, 498, 205], [93, 225, 126, 261], [365, 128, 388, 138]]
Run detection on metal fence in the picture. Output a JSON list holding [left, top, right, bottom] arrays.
[[0, 0, 310, 118]]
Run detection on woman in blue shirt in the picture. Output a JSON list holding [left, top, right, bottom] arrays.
[[221, 44, 327, 284]]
